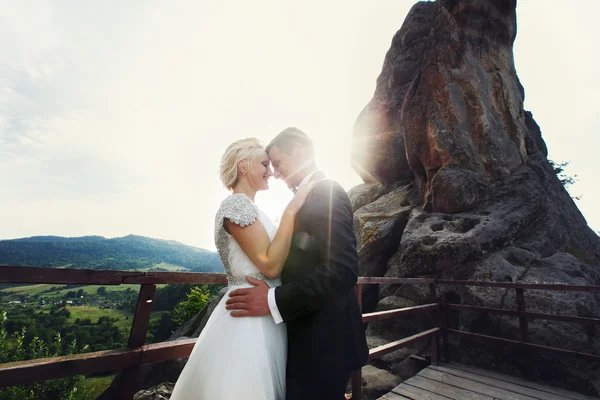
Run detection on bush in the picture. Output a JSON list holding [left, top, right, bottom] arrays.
[[172, 286, 211, 326], [0, 310, 86, 400]]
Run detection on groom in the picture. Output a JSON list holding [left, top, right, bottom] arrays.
[[226, 127, 369, 400]]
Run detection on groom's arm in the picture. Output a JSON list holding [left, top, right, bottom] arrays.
[[274, 180, 358, 322]]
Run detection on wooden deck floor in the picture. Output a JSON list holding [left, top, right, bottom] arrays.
[[379, 363, 599, 400]]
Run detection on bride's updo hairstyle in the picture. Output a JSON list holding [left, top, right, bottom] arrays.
[[219, 138, 265, 190]]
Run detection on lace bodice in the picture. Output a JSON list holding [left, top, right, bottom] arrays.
[[214, 193, 278, 286]]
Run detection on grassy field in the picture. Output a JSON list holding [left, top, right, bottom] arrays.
[[67, 306, 134, 329], [64, 305, 165, 330], [139, 262, 188, 271], [0, 283, 167, 301], [75, 374, 116, 400], [0, 262, 186, 301], [0, 284, 55, 297]]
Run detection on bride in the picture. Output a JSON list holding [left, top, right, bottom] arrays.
[[170, 138, 313, 400]]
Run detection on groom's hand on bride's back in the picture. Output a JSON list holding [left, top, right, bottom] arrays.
[[226, 277, 270, 317]]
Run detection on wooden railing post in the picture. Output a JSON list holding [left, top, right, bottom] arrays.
[[429, 283, 440, 365], [355, 283, 363, 313], [440, 294, 450, 363], [515, 287, 533, 378], [117, 284, 156, 400], [515, 288, 528, 342], [351, 283, 363, 399]]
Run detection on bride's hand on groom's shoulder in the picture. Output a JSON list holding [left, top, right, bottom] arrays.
[[286, 181, 315, 215]]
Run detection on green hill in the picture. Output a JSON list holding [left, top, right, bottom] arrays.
[[0, 234, 223, 272]]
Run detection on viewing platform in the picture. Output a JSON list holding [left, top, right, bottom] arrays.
[[1, 266, 599, 399], [381, 363, 599, 400]]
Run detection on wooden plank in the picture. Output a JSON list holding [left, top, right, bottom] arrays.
[[350, 369, 362, 400], [392, 383, 453, 400], [429, 365, 572, 400], [0, 348, 142, 388], [447, 363, 600, 400], [378, 391, 412, 399], [448, 330, 600, 362], [419, 368, 539, 400], [446, 304, 600, 326], [358, 277, 435, 285], [0, 266, 229, 286], [406, 375, 494, 400], [429, 283, 440, 366], [4, 266, 600, 292], [363, 304, 439, 322], [515, 288, 529, 342], [355, 283, 363, 312], [0, 339, 198, 389], [440, 295, 450, 363], [127, 284, 156, 347], [0, 265, 131, 285], [435, 280, 600, 293], [430, 331, 440, 366], [139, 339, 197, 364], [5, 265, 600, 292], [123, 272, 228, 285], [369, 328, 440, 361], [118, 284, 157, 399]]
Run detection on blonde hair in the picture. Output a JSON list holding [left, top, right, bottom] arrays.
[[219, 138, 266, 190]]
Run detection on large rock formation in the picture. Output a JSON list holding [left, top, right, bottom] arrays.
[[351, 0, 600, 396]]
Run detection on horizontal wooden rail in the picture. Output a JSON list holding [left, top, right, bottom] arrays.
[[436, 279, 600, 293], [0, 339, 199, 389], [0, 348, 143, 388], [368, 328, 440, 361], [0, 266, 130, 285], [448, 329, 600, 362], [362, 303, 439, 322], [123, 273, 227, 285], [357, 277, 435, 285], [140, 339, 197, 364], [447, 303, 600, 325], [0, 266, 228, 285], [3, 266, 599, 292]]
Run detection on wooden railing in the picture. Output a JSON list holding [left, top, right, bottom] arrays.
[[1, 266, 600, 399], [349, 278, 440, 398]]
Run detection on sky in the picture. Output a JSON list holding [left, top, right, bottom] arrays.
[[1, 1, 598, 251]]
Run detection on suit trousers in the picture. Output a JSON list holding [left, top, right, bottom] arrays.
[[286, 372, 349, 400]]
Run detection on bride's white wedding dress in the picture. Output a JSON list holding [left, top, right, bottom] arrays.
[[170, 193, 287, 400]]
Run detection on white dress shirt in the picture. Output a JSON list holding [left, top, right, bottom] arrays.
[[267, 170, 320, 324]]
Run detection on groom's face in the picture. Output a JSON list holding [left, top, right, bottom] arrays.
[[267, 144, 301, 189]]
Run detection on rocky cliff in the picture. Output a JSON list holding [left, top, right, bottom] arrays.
[[350, 0, 600, 396]]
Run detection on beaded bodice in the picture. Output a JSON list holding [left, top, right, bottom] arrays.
[[214, 193, 278, 286]]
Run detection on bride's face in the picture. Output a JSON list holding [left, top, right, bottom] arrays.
[[247, 152, 273, 191]]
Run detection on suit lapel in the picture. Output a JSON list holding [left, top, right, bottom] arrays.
[[308, 171, 325, 184], [293, 171, 325, 232]]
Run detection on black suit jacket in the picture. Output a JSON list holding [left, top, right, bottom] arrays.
[[275, 172, 369, 379]]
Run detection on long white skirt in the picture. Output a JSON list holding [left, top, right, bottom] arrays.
[[170, 283, 287, 400]]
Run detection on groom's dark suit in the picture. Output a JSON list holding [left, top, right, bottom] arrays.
[[275, 172, 369, 400]]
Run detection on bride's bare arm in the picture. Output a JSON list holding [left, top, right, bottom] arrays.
[[225, 182, 314, 279], [225, 210, 296, 279]]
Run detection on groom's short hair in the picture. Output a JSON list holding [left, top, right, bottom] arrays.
[[266, 127, 314, 156]]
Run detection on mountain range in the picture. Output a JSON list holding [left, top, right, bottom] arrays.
[[0, 235, 223, 272]]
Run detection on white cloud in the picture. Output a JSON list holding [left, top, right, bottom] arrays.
[[1, 0, 598, 251]]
